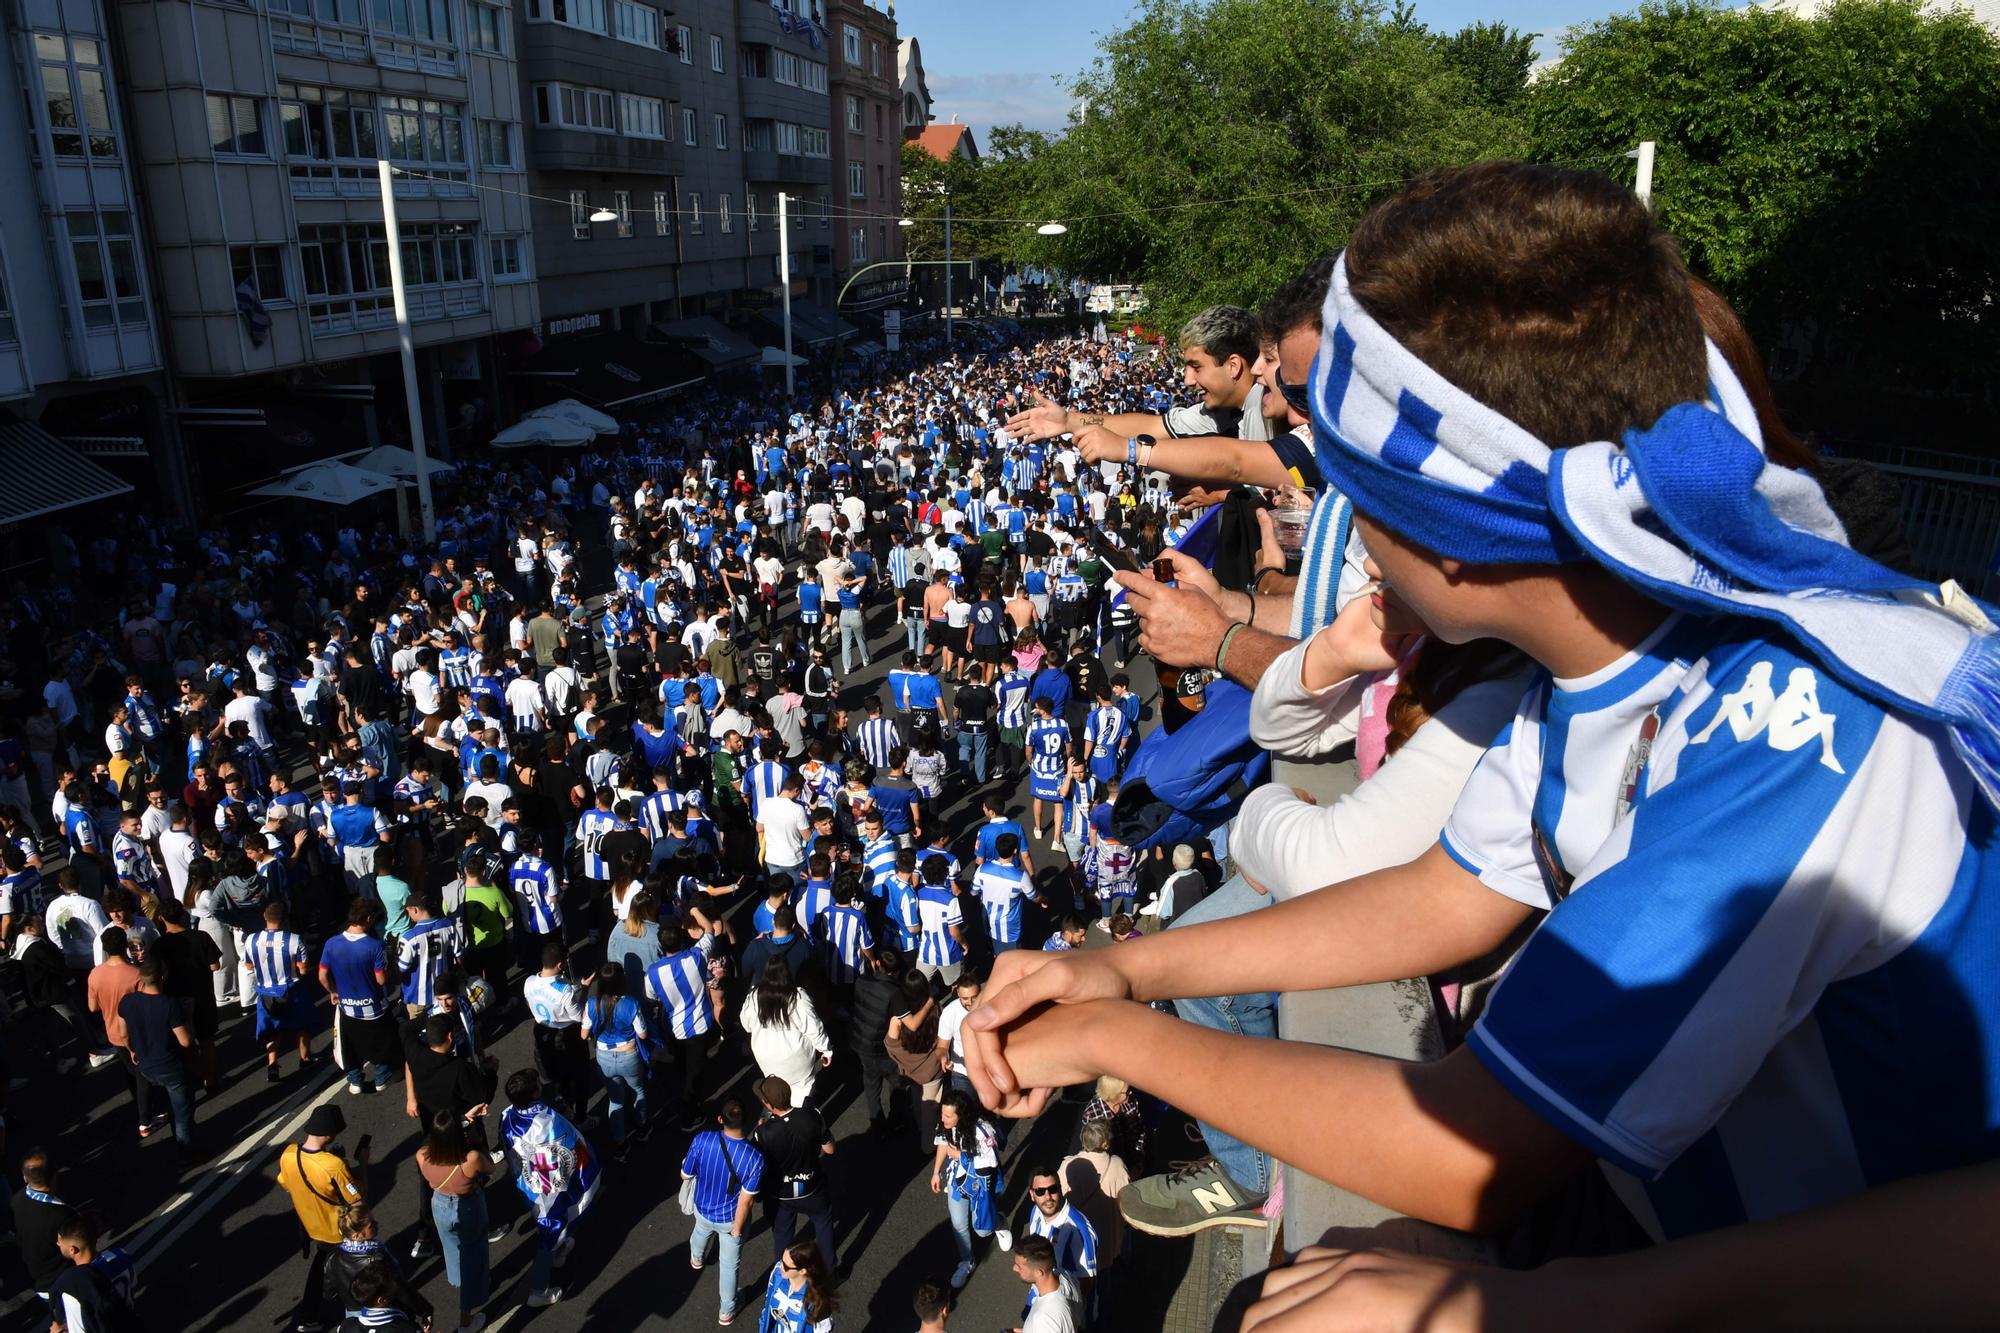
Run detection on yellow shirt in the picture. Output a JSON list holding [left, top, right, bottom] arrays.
[[277, 1144, 363, 1244]]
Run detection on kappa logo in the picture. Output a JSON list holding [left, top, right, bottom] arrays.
[[1689, 661, 1845, 773], [1610, 453, 1637, 489]]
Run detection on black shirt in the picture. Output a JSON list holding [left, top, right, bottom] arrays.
[[752, 1106, 831, 1198], [118, 990, 185, 1078], [402, 1031, 493, 1122], [47, 1260, 137, 1332], [13, 1191, 78, 1291], [954, 683, 996, 729]]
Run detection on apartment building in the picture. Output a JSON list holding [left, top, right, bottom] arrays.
[[825, 0, 900, 309]]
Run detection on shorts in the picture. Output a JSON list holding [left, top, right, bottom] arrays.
[[970, 640, 1004, 665], [1029, 771, 1063, 801], [999, 725, 1025, 749]]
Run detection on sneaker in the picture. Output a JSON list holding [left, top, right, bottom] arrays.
[[486, 1221, 511, 1243], [409, 1237, 435, 1260], [88, 1051, 119, 1069], [717, 1312, 734, 1327], [526, 1288, 564, 1308], [994, 1228, 1013, 1251], [266, 1065, 282, 1083], [346, 1082, 363, 1096], [948, 1260, 974, 1290], [1119, 1158, 1270, 1236]]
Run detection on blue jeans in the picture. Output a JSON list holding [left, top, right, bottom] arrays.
[[957, 728, 990, 784], [139, 1065, 195, 1148], [906, 616, 927, 653], [344, 1059, 394, 1092], [839, 609, 869, 674], [431, 1187, 492, 1307], [688, 1213, 745, 1316], [944, 1185, 988, 1266], [595, 1046, 648, 1145], [1168, 875, 1275, 1196]]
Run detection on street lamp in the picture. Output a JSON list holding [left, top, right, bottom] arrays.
[[1037, 221, 1068, 235], [897, 217, 914, 227], [589, 208, 618, 222]]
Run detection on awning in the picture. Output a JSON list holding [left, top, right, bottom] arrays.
[[651, 317, 761, 372], [509, 333, 708, 409], [749, 302, 857, 349], [0, 421, 136, 527]]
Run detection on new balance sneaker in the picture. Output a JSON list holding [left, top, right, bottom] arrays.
[[1119, 1157, 1270, 1236]]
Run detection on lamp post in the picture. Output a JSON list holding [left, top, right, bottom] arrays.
[[943, 195, 953, 349], [376, 159, 438, 543], [778, 189, 795, 398]]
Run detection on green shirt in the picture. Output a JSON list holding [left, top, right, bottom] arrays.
[[377, 872, 414, 939], [460, 881, 514, 950]]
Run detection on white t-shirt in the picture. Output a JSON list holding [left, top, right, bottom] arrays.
[[158, 828, 199, 901], [757, 795, 811, 867], [224, 694, 274, 749], [408, 669, 442, 717], [505, 676, 546, 725], [938, 998, 973, 1075]]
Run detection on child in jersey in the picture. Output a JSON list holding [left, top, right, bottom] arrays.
[[960, 162, 2000, 1280]]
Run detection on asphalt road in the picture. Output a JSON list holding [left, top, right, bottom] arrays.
[[0, 608, 1175, 1333]]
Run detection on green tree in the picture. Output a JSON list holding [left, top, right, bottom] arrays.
[[982, 0, 1524, 334], [1525, 0, 2000, 429], [1438, 20, 1540, 108]]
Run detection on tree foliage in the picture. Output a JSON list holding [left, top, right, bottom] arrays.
[[1438, 20, 1540, 108], [1524, 0, 2000, 420], [985, 0, 1525, 333]]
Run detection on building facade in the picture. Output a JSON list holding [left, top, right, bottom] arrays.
[[825, 0, 900, 308], [896, 34, 931, 137]]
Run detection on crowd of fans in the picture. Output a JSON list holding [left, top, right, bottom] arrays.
[[7, 155, 2000, 1333]]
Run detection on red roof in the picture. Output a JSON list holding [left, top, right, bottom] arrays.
[[909, 123, 978, 162]]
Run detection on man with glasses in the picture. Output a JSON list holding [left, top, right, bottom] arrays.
[[1019, 1170, 1098, 1327]]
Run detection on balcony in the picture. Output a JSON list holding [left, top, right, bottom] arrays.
[[742, 149, 831, 186]]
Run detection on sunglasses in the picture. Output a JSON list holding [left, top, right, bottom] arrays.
[[1275, 367, 1312, 419], [1030, 1185, 1061, 1197]]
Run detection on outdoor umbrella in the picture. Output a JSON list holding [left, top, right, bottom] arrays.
[[247, 462, 398, 505], [351, 445, 455, 478], [525, 398, 618, 435], [758, 346, 808, 368], [492, 416, 596, 448]]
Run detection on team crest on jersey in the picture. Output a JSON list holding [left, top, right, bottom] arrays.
[[1689, 661, 1845, 773]]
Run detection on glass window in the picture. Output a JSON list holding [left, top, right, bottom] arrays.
[[842, 23, 860, 64], [469, 1, 505, 52], [845, 95, 862, 133], [688, 192, 702, 234], [719, 192, 732, 233], [67, 211, 147, 330], [709, 33, 722, 71], [802, 126, 829, 158], [817, 195, 829, 229], [675, 23, 691, 61], [713, 113, 726, 150], [490, 235, 529, 281], [802, 61, 826, 94], [536, 84, 614, 132], [774, 121, 799, 155], [654, 191, 670, 236], [849, 226, 866, 263], [876, 162, 885, 198], [619, 94, 665, 139], [774, 50, 799, 85], [847, 161, 863, 199], [206, 94, 267, 157], [570, 189, 590, 240], [681, 107, 697, 145], [611, 0, 658, 47], [747, 193, 758, 232], [476, 119, 515, 168], [37, 32, 117, 160], [229, 244, 290, 301], [525, 0, 603, 31], [871, 40, 880, 75], [614, 190, 632, 237]]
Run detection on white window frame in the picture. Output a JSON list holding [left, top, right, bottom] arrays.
[[845, 94, 862, 133], [535, 83, 615, 133], [468, 0, 506, 53], [713, 112, 727, 150], [681, 106, 697, 146], [719, 192, 732, 233], [802, 60, 826, 94], [35, 33, 119, 161], [849, 225, 866, 263], [614, 189, 632, 237], [675, 23, 692, 61], [654, 191, 670, 235], [228, 243, 291, 304], [475, 118, 516, 169], [842, 23, 860, 64], [570, 189, 591, 240], [847, 161, 864, 199], [747, 192, 758, 232], [870, 40, 880, 76], [525, 0, 605, 34], [817, 195, 829, 229], [687, 191, 702, 234], [618, 93, 665, 140], [802, 126, 828, 158], [709, 32, 723, 71], [775, 121, 800, 155], [611, 0, 658, 47], [489, 234, 531, 282]]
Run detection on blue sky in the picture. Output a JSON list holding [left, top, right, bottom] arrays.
[[895, 0, 1623, 143]]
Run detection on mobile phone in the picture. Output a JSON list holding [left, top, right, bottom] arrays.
[[1152, 558, 1175, 584], [355, 1133, 373, 1157], [1086, 527, 1142, 575]]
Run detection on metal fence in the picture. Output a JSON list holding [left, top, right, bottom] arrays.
[[1875, 464, 2000, 602]]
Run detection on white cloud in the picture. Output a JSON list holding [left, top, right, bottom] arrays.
[[929, 70, 1076, 137]]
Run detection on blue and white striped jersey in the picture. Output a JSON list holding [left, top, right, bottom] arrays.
[[799, 761, 839, 811], [1444, 615, 2000, 1240], [1089, 703, 1128, 757], [509, 856, 563, 935], [795, 877, 833, 935], [862, 834, 899, 895], [745, 760, 789, 817], [1027, 1201, 1100, 1281], [246, 928, 304, 993], [576, 809, 622, 880], [887, 545, 912, 590], [973, 861, 1032, 944], [397, 916, 459, 1007], [856, 717, 901, 772], [647, 935, 718, 1039], [997, 672, 1032, 729], [886, 874, 921, 951], [915, 884, 963, 967], [638, 788, 685, 841], [439, 646, 472, 690], [1059, 776, 1097, 844], [680, 1130, 763, 1224], [819, 903, 874, 985], [1027, 718, 1071, 780]]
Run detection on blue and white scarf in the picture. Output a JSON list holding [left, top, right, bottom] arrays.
[[1310, 252, 2000, 810]]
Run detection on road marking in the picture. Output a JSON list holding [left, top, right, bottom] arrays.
[[125, 1073, 348, 1270]]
